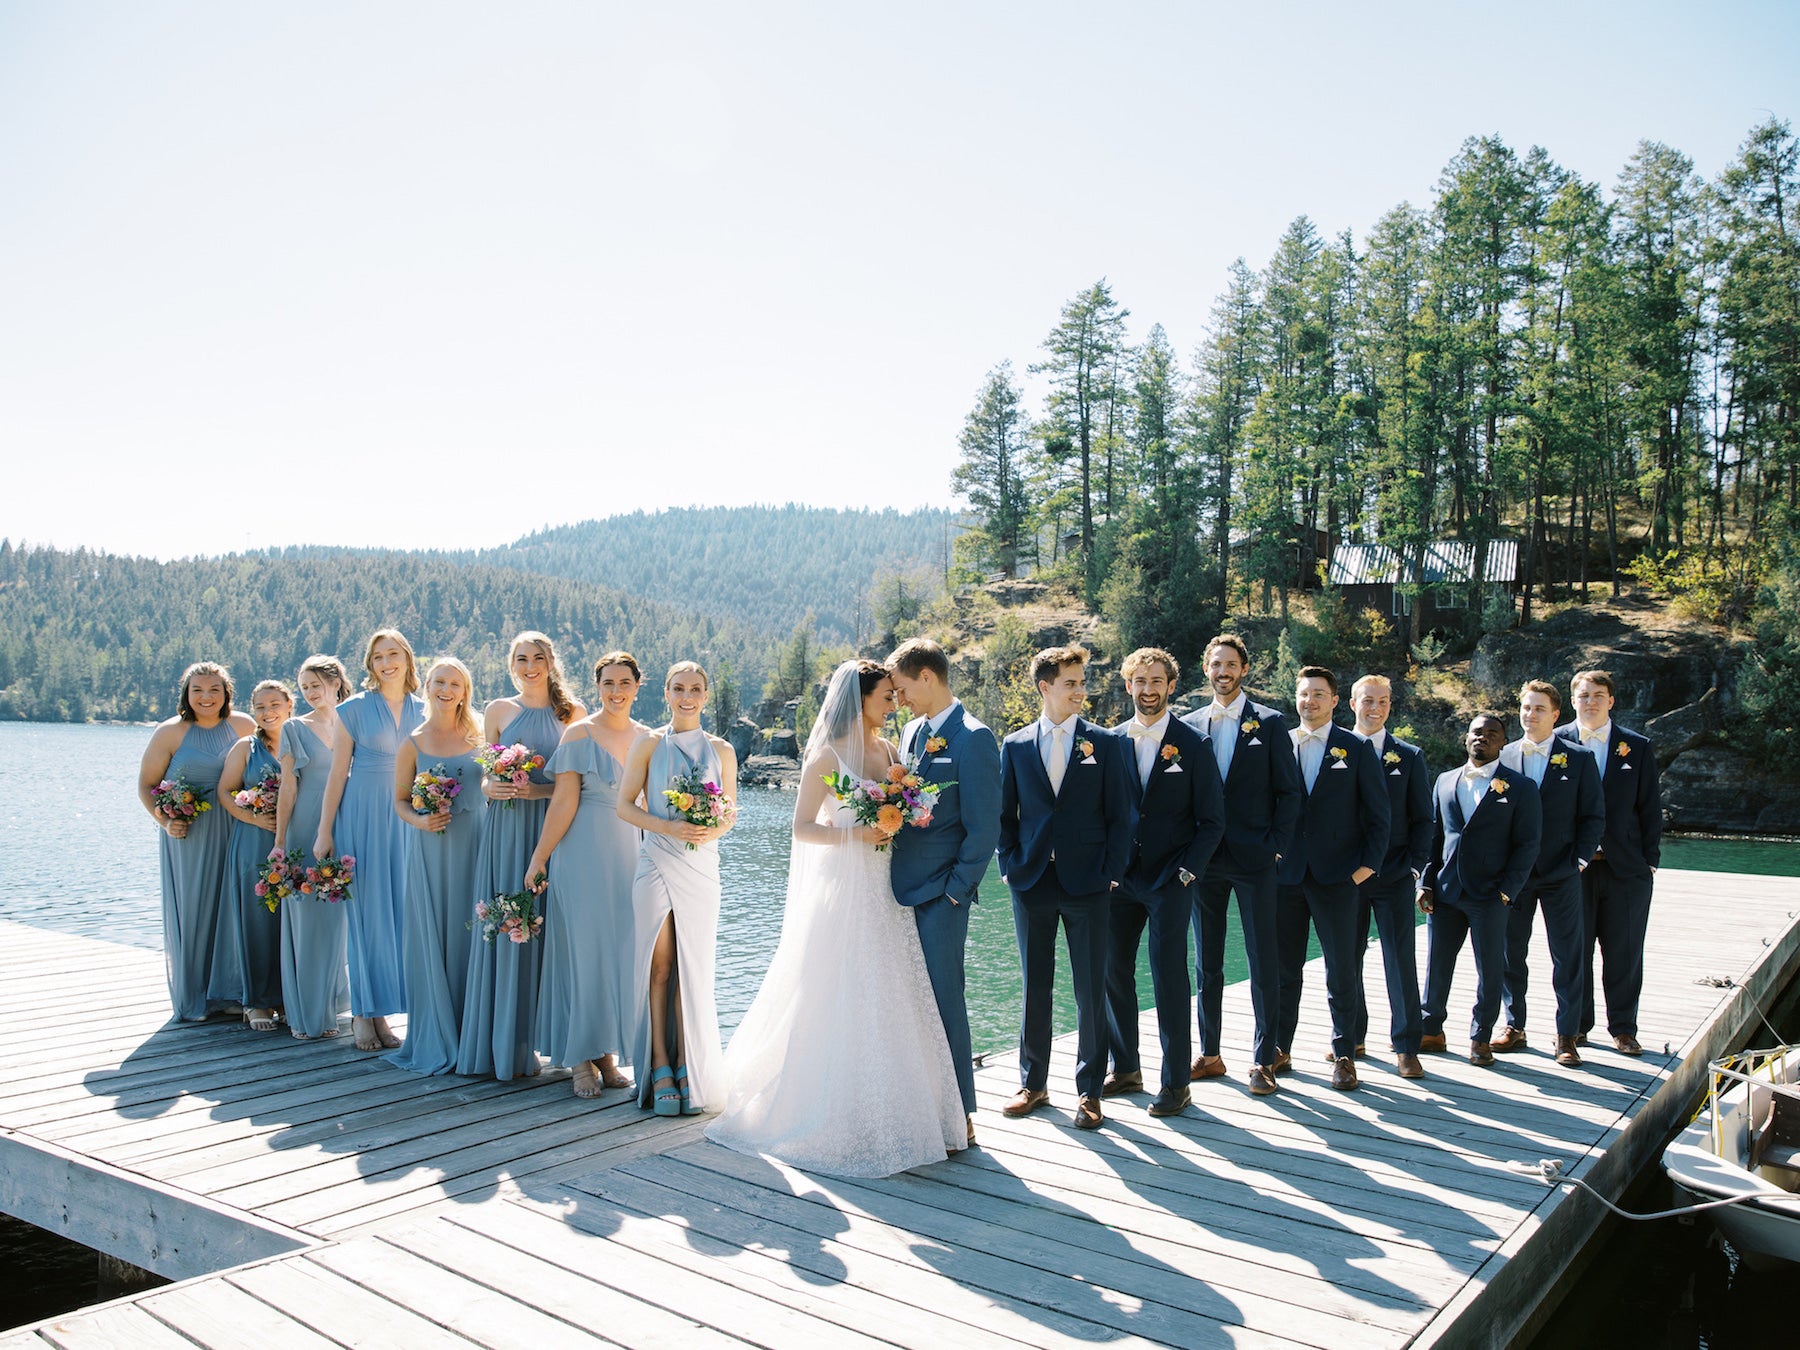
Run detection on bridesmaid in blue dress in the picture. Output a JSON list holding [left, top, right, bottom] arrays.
[[618, 661, 738, 1115], [389, 656, 487, 1075], [137, 662, 256, 1021], [527, 650, 649, 1098], [275, 656, 353, 1040], [455, 632, 585, 1081], [316, 628, 424, 1052], [209, 680, 294, 1030]]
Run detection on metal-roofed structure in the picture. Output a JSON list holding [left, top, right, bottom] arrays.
[[1328, 537, 1521, 625]]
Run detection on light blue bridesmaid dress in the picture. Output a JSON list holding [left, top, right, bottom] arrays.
[[537, 734, 640, 1073], [279, 719, 350, 1038], [158, 719, 237, 1021], [455, 702, 563, 1080], [208, 733, 284, 1012], [332, 689, 424, 1018], [389, 745, 485, 1075]]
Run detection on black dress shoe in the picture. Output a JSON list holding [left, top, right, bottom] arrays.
[[1147, 1086, 1191, 1117]]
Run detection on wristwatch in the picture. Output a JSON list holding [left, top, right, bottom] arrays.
[[1178, 868, 1195, 887]]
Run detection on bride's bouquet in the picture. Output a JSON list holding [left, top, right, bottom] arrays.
[[233, 771, 281, 818], [663, 768, 735, 850], [822, 763, 948, 852], [475, 742, 545, 809]]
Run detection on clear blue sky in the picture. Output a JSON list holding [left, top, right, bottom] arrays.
[[3, 2, 1794, 558]]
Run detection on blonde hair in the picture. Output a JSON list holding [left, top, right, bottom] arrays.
[[1351, 673, 1392, 698], [665, 660, 710, 691], [510, 631, 578, 724], [421, 657, 483, 746], [248, 679, 294, 750], [297, 654, 352, 704], [1121, 647, 1180, 685], [362, 629, 421, 693]]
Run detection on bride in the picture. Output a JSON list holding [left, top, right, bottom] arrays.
[[707, 659, 967, 1176]]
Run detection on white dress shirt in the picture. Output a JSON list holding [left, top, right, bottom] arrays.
[[1577, 719, 1613, 781], [1457, 759, 1499, 819], [1203, 690, 1247, 781], [1517, 734, 1555, 787], [1356, 726, 1388, 758], [1125, 712, 1170, 787], [1038, 713, 1079, 794], [1292, 722, 1331, 792]]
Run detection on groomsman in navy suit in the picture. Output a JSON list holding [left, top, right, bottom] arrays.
[[887, 638, 1002, 1143], [1274, 666, 1389, 1091], [1418, 713, 1542, 1064], [1557, 668, 1661, 1056], [998, 646, 1136, 1129], [1495, 679, 1604, 1067], [1180, 634, 1302, 1096], [1104, 648, 1225, 1117], [1348, 674, 1433, 1080]]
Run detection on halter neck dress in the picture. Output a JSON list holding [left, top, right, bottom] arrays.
[[278, 718, 350, 1038], [158, 719, 237, 1021]]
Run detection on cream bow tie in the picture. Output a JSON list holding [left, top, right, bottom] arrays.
[[1297, 728, 1329, 745], [1463, 766, 1490, 782], [1209, 703, 1239, 721], [1580, 728, 1608, 744], [1521, 740, 1547, 756], [1126, 724, 1156, 738]]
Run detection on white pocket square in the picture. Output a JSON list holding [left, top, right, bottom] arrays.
[[1389, 768, 1402, 776], [1621, 764, 1633, 771], [1247, 737, 1263, 746], [1330, 761, 1348, 770], [1164, 763, 1183, 774], [932, 756, 953, 764], [1080, 756, 1098, 765]]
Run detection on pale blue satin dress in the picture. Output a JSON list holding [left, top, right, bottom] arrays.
[[278, 719, 350, 1038], [208, 733, 284, 1011], [537, 734, 639, 1072], [455, 703, 563, 1080], [158, 719, 236, 1021], [333, 690, 424, 1018], [389, 746, 484, 1075]]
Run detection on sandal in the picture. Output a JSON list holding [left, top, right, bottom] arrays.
[[572, 1061, 601, 1099], [649, 1065, 681, 1116], [244, 1008, 279, 1033], [598, 1056, 631, 1091], [674, 1064, 700, 1116]]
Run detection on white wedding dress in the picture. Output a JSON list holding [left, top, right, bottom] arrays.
[[707, 745, 967, 1177]]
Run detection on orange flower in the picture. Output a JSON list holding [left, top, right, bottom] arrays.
[[675, 792, 695, 811], [886, 763, 908, 784], [876, 803, 905, 834]]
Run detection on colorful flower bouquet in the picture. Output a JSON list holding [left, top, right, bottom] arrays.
[[254, 849, 303, 913], [472, 882, 545, 944], [822, 762, 948, 852], [475, 742, 545, 809], [233, 771, 281, 817], [410, 764, 462, 831], [151, 775, 211, 825], [663, 767, 735, 851], [302, 854, 355, 903]]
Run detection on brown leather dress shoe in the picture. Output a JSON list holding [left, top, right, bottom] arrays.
[[1613, 1033, 1643, 1056], [1575, 1033, 1589, 1046], [1272, 1048, 1293, 1074], [1101, 1070, 1144, 1097], [1470, 1041, 1495, 1066], [1002, 1087, 1050, 1117], [1322, 1044, 1369, 1062], [1330, 1056, 1359, 1091], [1247, 1065, 1278, 1096], [1419, 1033, 1448, 1053], [1073, 1094, 1104, 1130], [1190, 1054, 1227, 1081], [1147, 1085, 1191, 1117], [1491, 1025, 1528, 1053], [1395, 1053, 1425, 1079], [1555, 1036, 1583, 1067]]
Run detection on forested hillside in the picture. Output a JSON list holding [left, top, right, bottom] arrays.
[[0, 543, 765, 724], [476, 505, 956, 642]]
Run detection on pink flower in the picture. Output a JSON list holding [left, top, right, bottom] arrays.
[[703, 781, 723, 796], [509, 927, 528, 943], [915, 813, 932, 828], [474, 901, 489, 919]]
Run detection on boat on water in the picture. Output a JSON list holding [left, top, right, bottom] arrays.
[[1663, 1046, 1800, 1268]]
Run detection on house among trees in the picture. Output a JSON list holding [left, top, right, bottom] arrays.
[[1328, 538, 1522, 629]]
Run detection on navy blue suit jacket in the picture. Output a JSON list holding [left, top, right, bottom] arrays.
[[1178, 698, 1302, 876], [1116, 714, 1225, 896], [998, 718, 1136, 896], [1500, 738, 1604, 885], [1370, 732, 1433, 886], [1277, 723, 1390, 887], [1422, 767, 1543, 908], [890, 702, 1001, 907], [1555, 721, 1661, 879]]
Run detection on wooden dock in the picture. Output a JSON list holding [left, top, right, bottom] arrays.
[[3, 867, 1797, 1349]]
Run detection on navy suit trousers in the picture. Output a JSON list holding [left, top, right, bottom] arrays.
[[1194, 866, 1279, 1066], [1421, 893, 1509, 1043], [1352, 875, 1423, 1056], [1011, 877, 1110, 1097], [1580, 860, 1654, 1037], [1105, 879, 1192, 1093], [1275, 876, 1364, 1060], [1501, 872, 1586, 1039], [914, 894, 976, 1114]]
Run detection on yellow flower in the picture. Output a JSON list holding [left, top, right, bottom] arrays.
[[925, 735, 948, 754], [1241, 718, 1261, 735], [1550, 752, 1568, 767], [1330, 746, 1348, 760], [1384, 750, 1401, 765], [1491, 778, 1510, 794]]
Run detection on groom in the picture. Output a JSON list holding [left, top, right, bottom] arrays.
[[887, 638, 1001, 1144]]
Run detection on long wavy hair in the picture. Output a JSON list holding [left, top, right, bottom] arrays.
[[177, 661, 235, 722], [510, 631, 579, 724], [361, 628, 421, 693], [297, 654, 352, 706], [420, 656, 483, 747]]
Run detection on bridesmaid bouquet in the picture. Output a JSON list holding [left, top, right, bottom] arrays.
[[151, 775, 212, 824], [472, 884, 545, 944], [233, 771, 282, 817], [254, 850, 302, 913], [663, 768, 735, 850], [410, 764, 462, 832], [822, 763, 949, 852], [302, 854, 355, 903], [475, 742, 545, 809]]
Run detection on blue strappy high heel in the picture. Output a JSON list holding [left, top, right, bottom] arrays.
[[650, 1065, 681, 1117], [674, 1064, 700, 1115]]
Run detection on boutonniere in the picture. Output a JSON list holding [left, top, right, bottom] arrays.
[[1383, 749, 1401, 766], [1329, 747, 1348, 761], [1160, 744, 1180, 764], [925, 735, 947, 755], [1615, 742, 1630, 759], [1490, 777, 1510, 794], [1240, 718, 1260, 735], [1550, 752, 1568, 767], [1077, 739, 1095, 759]]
